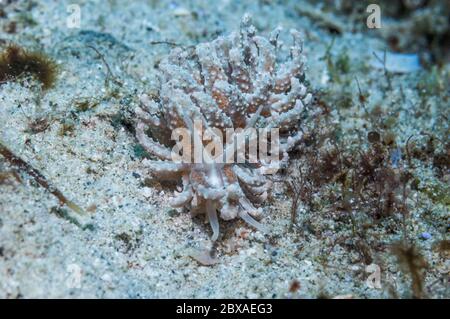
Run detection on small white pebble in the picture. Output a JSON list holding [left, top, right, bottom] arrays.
[[142, 187, 153, 198]]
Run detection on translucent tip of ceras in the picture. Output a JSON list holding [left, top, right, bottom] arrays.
[[206, 199, 220, 241], [239, 210, 268, 234]]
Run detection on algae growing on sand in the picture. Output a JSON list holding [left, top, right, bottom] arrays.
[[0, 0, 449, 298]]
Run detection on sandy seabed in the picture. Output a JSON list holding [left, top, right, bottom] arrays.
[[0, 0, 448, 298]]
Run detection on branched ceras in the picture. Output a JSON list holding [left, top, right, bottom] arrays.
[[136, 14, 312, 240]]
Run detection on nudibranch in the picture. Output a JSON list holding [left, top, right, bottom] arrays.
[[136, 14, 312, 240]]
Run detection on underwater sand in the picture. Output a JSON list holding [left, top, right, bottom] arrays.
[[0, 0, 448, 298]]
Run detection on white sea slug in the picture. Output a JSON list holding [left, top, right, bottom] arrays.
[[136, 14, 312, 240]]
